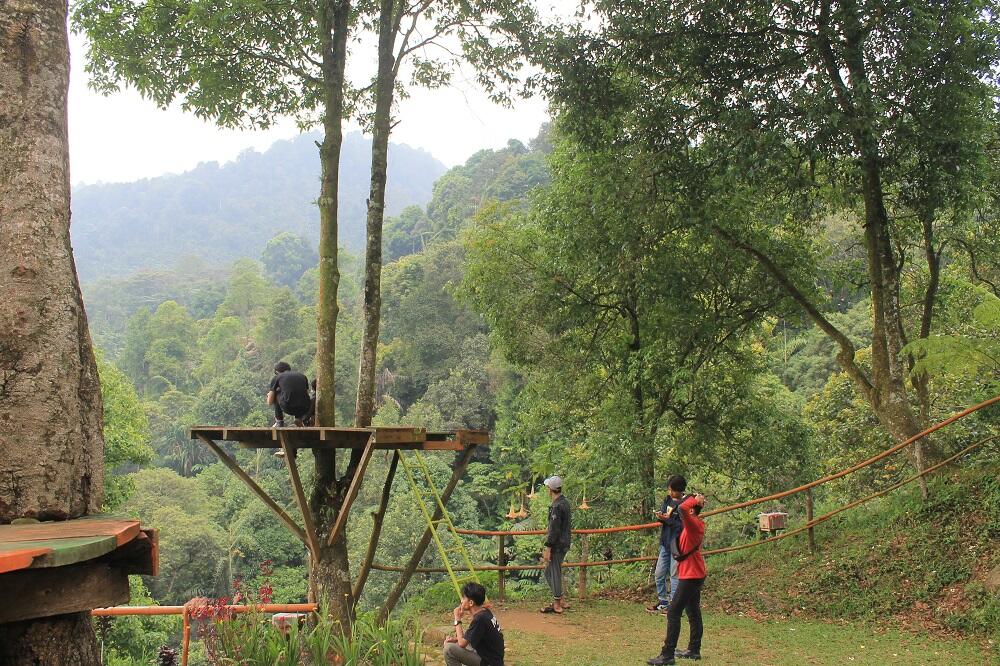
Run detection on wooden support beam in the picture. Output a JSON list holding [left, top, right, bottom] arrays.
[[196, 434, 307, 546], [326, 434, 377, 547], [280, 432, 321, 560], [0, 561, 129, 623], [353, 451, 400, 606], [378, 445, 476, 622]]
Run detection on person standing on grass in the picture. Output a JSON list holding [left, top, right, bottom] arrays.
[[647, 474, 686, 614], [647, 493, 707, 665], [266, 361, 311, 427], [540, 475, 572, 614], [444, 582, 505, 666]]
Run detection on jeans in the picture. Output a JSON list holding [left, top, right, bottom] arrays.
[[544, 547, 567, 599], [443, 642, 481, 666], [661, 577, 704, 657], [654, 545, 680, 605]]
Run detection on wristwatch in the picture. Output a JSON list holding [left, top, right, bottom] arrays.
[[453, 619, 461, 626]]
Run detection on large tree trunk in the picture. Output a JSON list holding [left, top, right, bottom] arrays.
[[0, 613, 101, 665], [812, 2, 929, 492], [354, 0, 398, 427], [310, 0, 355, 623], [0, 0, 105, 658]]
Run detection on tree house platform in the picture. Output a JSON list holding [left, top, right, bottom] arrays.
[[188, 425, 488, 451], [189, 425, 488, 579], [0, 517, 157, 624]]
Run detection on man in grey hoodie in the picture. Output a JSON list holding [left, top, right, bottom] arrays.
[[540, 475, 572, 614]]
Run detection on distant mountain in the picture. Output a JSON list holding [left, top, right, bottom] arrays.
[[71, 132, 447, 281]]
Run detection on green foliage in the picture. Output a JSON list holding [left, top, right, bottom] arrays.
[[98, 355, 153, 510], [95, 577, 180, 664], [262, 233, 318, 289], [199, 609, 423, 666]]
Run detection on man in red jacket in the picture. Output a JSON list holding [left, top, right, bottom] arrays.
[[647, 493, 706, 665]]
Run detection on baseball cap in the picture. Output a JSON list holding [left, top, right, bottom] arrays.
[[543, 475, 563, 490]]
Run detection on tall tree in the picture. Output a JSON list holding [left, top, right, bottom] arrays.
[[0, 0, 105, 659], [541, 0, 1000, 486], [73, 0, 357, 619], [353, 0, 533, 427]]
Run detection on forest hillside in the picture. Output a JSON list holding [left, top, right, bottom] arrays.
[[71, 131, 446, 280]]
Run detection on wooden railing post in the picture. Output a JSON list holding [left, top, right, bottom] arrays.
[[578, 534, 589, 600], [806, 488, 815, 553], [497, 535, 506, 603]]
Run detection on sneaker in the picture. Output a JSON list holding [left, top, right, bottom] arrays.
[[273, 449, 286, 458], [647, 655, 675, 665], [646, 603, 669, 614], [271, 419, 285, 428], [674, 650, 701, 660]]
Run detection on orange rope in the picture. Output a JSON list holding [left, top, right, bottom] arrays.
[[371, 433, 997, 574], [452, 395, 1000, 537]]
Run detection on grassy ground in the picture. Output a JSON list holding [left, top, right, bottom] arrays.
[[706, 469, 1000, 646], [420, 600, 991, 665]]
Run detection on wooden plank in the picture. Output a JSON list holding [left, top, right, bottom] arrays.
[[196, 434, 308, 546], [0, 536, 118, 568], [326, 434, 377, 547], [372, 427, 427, 444], [0, 518, 140, 546], [0, 560, 130, 623], [0, 546, 51, 574], [279, 432, 321, 560]]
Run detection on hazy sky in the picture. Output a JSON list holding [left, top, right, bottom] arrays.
[[67, 30, 552, 186]]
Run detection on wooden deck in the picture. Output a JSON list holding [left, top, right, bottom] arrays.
[[0, 517, 154, 574], [0, 517, 158, 624], [189, 425, 489, 450]]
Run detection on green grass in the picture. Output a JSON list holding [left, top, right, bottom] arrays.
[[421, 600, 992, 665]]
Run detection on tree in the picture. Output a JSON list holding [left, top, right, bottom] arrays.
[[0, 0, 105, 659], [73, 0, 358, 620], [262, 232, 319, 288], [463, 136, 791, 510], [352, 0, 535, 429], [98, 355, 154, 510], [540, 0, 1000, 488]]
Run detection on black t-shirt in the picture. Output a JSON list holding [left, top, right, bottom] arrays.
[[269, 371, 311, 412], [464, 609, 504, 666]]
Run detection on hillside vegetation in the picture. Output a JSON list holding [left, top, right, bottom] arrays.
[[707, 469, 1000, 651], [71, 131, 446, 280]]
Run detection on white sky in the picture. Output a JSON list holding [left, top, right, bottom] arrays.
[[67, 29, 554, 186]]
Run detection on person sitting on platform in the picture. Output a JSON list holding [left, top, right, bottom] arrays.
[[266, 361, 311, 428], [647, 493, 707, 665], [444, 582, 505, 666], [540, 475, 571, 614]]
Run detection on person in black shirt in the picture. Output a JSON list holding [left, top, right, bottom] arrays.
[[541, 475, 571, 614], [443, 582, 504, 666], [266, 361, 311, 427]]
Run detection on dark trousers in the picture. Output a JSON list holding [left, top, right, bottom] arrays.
[[275, 401, 309, 422], [661, 577, 704, 656], [544, 547, 567, 599]]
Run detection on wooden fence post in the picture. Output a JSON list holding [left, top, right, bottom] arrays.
[[806, 488, 815, 553], [497, 535, 506, 603], [578, 534, 589, 600]]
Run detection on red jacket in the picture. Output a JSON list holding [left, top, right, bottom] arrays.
[[676, 495, 706, 579]]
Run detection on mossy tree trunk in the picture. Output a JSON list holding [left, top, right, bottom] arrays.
[[0, 0, 105, 659]]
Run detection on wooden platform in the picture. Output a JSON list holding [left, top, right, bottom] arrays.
[[0, 517, 158, 623], [189, 425, 489, 450]]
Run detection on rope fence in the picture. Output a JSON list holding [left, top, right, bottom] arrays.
[[373, 396, 1000, 596]]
